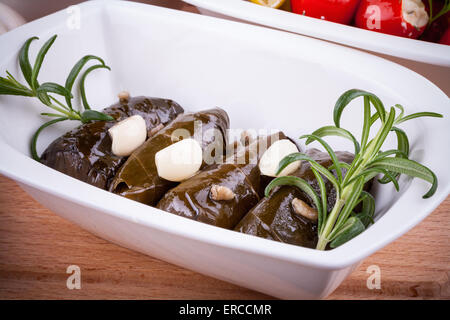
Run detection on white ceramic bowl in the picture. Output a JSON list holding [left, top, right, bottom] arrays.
[[184, 0, 450, 66], [0, 0, 449, 299], [184, 0, 450, 95]]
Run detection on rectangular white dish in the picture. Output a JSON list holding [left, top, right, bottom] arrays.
[[0, 0, 449, 299], [184, 0, 450, 66]]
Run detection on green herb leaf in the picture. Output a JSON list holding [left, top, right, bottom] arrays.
[[31, 35, 57, 90], [0, 76, 34, 96], [329, 217, 365, 248], [311, 167, 327, 233], [361, 96, 371, 149], [328, 161, 351, 173], [80, 109, 114, 123], [30, 117, 68, 161], [79, 64, 111, 111], [19, 36, 39, 88], [370, 107, 396, 157], [393, 104, 405, 123], [368, 157, 438, 198], [64, 55, 106, 110], [345, 166, 399, 191], [2, 34, 113, 162], [265, 176, 324, 223], [301, 134, 343, 183], [276, 152, 341, 194], [375, 149, 408, 160], [41, 112, 65, 118], [36, 90, 51, 106], [36, 82, 73, 100], [265, 88, 441, 251], [334, 89, 386, 128], [378, 126, 409, 184], [355, 191, 375, 228], [333, 176, 365, 230], [306, 125, 360, 155], [396, 112, 443, 124], [392, 127, 410, 157]]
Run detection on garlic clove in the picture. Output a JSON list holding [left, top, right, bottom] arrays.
[[108, 115, 147, 157], [155, 138, 203, 182], [258, 139, 300, 177]]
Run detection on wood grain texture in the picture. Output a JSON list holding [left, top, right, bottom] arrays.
[[0, 175, 448, 300]]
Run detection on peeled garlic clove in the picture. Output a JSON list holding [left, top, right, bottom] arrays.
[[108, 115, 147, 157], [258, 139, 300, 177], [155, 138, 203, 182]]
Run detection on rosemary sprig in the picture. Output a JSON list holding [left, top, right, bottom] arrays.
[[428, 0, 450, 26], [265, 89, 443, 250], [0, 35, 114, 161]]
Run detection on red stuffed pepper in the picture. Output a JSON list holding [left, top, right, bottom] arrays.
[[355, 0, 429, 39], [291, 0, 361, 25], [440, 27, 450, 45]]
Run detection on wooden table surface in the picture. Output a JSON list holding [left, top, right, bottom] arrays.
[[1, 175, 449, 300], [0, 0, 449, 300]]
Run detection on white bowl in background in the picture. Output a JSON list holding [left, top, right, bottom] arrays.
[[0, 0, 449, 299], [184, 0, 450, 95]]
